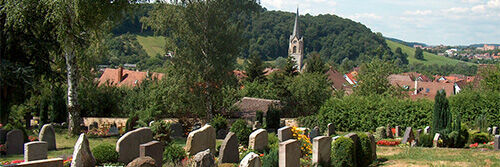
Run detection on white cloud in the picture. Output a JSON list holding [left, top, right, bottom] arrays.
[[442, 7, 469, 13], [487, 0, 500, 8], [404, 10, 432, 15], [349, 13, 381, 20], [462, 0, 481, 3], [471, 5, 486, 12]]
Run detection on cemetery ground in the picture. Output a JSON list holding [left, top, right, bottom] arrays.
[[1, 128, 498, 166]]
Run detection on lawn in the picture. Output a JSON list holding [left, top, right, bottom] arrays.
[[386, 39, 475, 66], [136, 35, 166, 57], [377, 146, 500, 166]]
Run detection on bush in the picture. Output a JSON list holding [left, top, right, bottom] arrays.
[[471, 132, 490, 144], [92, 143, 119, 164], [210, 114, 228, 132], [268, 133, 279, 149], [357, 133, 373, 166], [256, 111, 264, 124], [331, 137, 355, 167], [418, 134, 433, 147], [262, 147, 279, 167], [150, 121, 172, 144], [448, 127, 469, 148], [266, 104, 281, 129], [432, 90, 451, 134], [126, 115, 139, 132], [163, 143, 186, 163], [230, 119, 252, 146]]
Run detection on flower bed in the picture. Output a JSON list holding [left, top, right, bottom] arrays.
[[376, 139, 401, 146]]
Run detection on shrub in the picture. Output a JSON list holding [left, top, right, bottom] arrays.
[[126, 115, 139, 132], [471, 132, 490, 144], [230, 119, 252, 146], [262, 147, 279, 167], [266, 104, 281, 129], [448, 127, 469, 148], [210, 114, 228, 132], [92, 143, 119, 164], [256, 111, 264, 124], [432, 90, 451, 134], [268, 133, 279, 150], [163, 143, 186, 163], [418, 134, 433, 147], [150, 121, 172, 144], [331, 137, 355, 167], [357, 133, 373, 166], [375, 126, 386, 141]]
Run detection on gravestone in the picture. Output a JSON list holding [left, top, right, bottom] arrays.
[[386, 125, 393, 139], [39, 124, 56, 150], [240, 152, 261, 167], [309, 126, 320, 142], [6, 129, 24, 155], [185, 124, 216, 156], [488, 127, 492, 134], [280, 120, 286, 127], [344, 133, 359, 165], [140, 141, 163, 167], [366, 132, 377, 160], [416, 129, 423, 138], [249, 129, 268, 152], [299, 127, 309, 137], [375, 126, 386, 140], [148, 121, 155, 127], [108, 124, 119, 136], [332, 136, 340, 143], [493, 126, 498, 135], [494, 135, 499, 151], [216, 129, 228, 139], [279, 139, 300, 167], [424, 126, 430, 134], [126, 156, 156, 167], [170, 123, 184, 138], [433, 133, 441, 147], [401, 127, 415, 144], [193, 149, 214, 167], [395, 126, 401, 137], [12, 158, 63, 167], [218, 132, 239, 164], [24, 141, 48, 162], [117, 127, 153, 163], [312, 136, 331, 165], [278, 126, 292, 142], [252, 121, 261, 130], [71, 133, 96, 167], [327, 123, 335, 136], [89, 122, 98, 130]]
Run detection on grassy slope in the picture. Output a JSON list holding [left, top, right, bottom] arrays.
[[386, 39, 474, 66], [136, 35, 166, 57]]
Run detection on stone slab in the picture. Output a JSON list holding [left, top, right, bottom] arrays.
[[6, 129, 24, 155], [24, 141, 48, 162], [279, 139, 300, 167], [140, 141, 163, 167], [185, 125, 216, 156], [39, 124, 56, 150], [116, 127, 153, 163], [218, 132, 239, 163], [277, 126, 292, 142], [249, 129, 268, 152], [312, 136, 331, 166]]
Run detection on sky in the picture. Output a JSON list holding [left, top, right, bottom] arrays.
[[261, 0, 500, 46]]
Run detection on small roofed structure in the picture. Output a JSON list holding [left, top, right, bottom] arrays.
[[98, 67, 164, 87], [233, 97, 280, 119]]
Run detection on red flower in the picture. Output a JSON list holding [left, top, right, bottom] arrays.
[[260, 153, 264, 157]]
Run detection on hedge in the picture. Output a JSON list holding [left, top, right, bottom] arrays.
[[331, 137, 355, 167]]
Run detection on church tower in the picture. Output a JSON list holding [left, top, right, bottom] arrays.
[[288, 7, 304, 72]]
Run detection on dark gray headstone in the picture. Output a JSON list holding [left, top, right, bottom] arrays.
[[309, 126, 320, 142], [218, 132, 239, 164], [6, 129, 24, 155], [278, 126, 292, 142], [89, 122, 98, 130], [140, 141, 163, 167], [170, 123, 184, 138], [365, 132, 377, 160], [216, 129, 228, 139], [386, 125, 393, 139], [327, 123, 335, 136], [344, 133, 359, 166], [401, 127, 415, 144], [109, 124, 119, 136]]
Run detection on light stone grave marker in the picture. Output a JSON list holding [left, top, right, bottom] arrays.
[[249, 129, 268, 152], [279, 139, 300, 167]]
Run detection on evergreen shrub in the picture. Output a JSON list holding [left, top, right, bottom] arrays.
[[92, 143, 119, 164], [262, 147, 279, 167], [375, 126, 386, 141], [230, 119, 252, 146], [331, 137, 355, 167], [357, 133, 373, 166], [418, 134, 433, 147], [471, 132, 490, 144], [210, 114, 228, 132], [266, 104, 281, 129], [163, 143, 186, 163]]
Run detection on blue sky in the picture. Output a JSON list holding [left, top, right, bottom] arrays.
[[261, 0, 500, 46]]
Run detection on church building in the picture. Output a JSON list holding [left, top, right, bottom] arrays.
[[288, 7, 304, 72]]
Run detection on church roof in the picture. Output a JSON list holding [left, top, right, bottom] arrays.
[[290, 7, 301, 40]]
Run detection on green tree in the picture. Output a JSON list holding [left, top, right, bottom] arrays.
[[415, 47, 424, 60], [283, 56, 298, 77], [246, 54, 266, 82], [479, 64, 500, 92], [432, 89, 451, 134], [354, 59, 399, 96], [304, 52, 327, 74], [141, 0, 259, 119]]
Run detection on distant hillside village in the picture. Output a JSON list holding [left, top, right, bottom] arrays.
[[415, 44, 500, 61]]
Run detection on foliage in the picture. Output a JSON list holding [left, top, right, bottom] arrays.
[[417, 134, 434, 147], [265, 105, 281, 130], [210, 114, 228, 132], [309, 95, 433, 132], [449, 90, 499, 129], [304, 52, 327, 74], [447, 127, 469, 148], [354, 59, 401, 97], [150, 121, 172, 144], [92, 143, 119, 165], [246, 54, 266, 82], [357, 133, 373, 166], [268, 132, 279, 149], [286, 73, 332, 116], [163, 143, 186, 163], [415, 47, 424, 60], [375, 126, 387, 141], [291, 126, 312, 157], [78, 78, 125, 117], [125, 115, 139, 132], [262, 147, 279, 167], [331, 137, 355, 167], [432, 90, 451, 134], [471, 132, 490, 144], [256, 111, 264, 124], [479, 64, 500, 92], [230, 119, 252, 146]]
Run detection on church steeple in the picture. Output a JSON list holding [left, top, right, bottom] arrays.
[[292, 7, 300, 39]]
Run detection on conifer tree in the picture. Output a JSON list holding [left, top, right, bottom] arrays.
[[432, 89, 451, 134]]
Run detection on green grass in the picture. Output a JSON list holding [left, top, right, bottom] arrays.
[[377, 146, 500, 166], [386, 39, 474, 66], [136, 35, 166, 57]]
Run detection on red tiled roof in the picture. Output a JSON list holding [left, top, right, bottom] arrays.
[[233, 70, 247, 81], [391, 80, 454, 100], [326, 69, 348, 90], [98, 68, 164, 87], [264, 68, 280, 76]]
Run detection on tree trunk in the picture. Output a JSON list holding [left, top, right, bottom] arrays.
[[65, 47, 81, 135]]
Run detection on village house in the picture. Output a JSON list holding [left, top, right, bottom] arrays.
[[98, 66, 164, 87]]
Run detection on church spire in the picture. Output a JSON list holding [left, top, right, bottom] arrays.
[[292, 7, 300, 38]]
